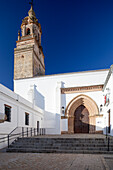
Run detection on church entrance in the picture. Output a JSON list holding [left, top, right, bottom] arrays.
[[65, 94, 98, 134], [74, 105, 89, 133]]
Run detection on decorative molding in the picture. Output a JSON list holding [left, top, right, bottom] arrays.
[[96, 114, 103, 118], [25, 112, 29, 115], [14, 46, 34, 53], [65, 94, 99, 117], [4, 104, 12, 108], [61, 85, 103, 94], [16, 37, 34, 43], [65, 94, 99, 134], [61, 116, 68, 119]]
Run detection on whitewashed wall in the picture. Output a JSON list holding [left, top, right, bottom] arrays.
[[14, 69, 108, 134], [102, 66, 113, 137], [0, 84, 44, 149]]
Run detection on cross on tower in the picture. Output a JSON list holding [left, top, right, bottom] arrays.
[[29, 0, 33, 7]]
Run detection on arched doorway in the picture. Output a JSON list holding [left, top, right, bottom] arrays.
[[65, 94, 99, 134], [74, 105, 89, 133]]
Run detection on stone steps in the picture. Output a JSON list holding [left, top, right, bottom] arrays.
[[7, 148, 113, 154], [6, 137, 113, 154], [8, 146, 113, 151], [15, 142, 107, 144], [16, 139, 113, 142], [11, 144, 113, 147], [17, 138, 108, 141]]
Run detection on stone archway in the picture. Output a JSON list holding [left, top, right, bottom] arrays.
[[65, 94, 99, 134]]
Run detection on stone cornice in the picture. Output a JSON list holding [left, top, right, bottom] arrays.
[[61, 85, 103, 94], [16, 37, 34, 43], [16, 37, 45, 60], [14, 46, 34, 53]]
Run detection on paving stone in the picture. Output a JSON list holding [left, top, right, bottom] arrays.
[[0, 153, 113, 170]]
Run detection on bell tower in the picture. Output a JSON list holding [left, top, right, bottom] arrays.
[[14, 2, 45, 80]]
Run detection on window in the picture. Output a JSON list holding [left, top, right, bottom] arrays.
[[25, 113, 29, 125], [5, 105, 11, 122], [26, 28, 30, 35]]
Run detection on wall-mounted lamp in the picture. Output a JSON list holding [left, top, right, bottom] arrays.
[[100, 104, 103, 112], [61, 106, 65, 116]]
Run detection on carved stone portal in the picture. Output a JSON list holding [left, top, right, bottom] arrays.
[[65, 94, 99, 134]]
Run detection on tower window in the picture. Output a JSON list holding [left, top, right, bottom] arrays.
[[21, 55, 24, 58], [5, 105, 11, 122], [25, 112, 29, 125], [26, 28, 30, 35]]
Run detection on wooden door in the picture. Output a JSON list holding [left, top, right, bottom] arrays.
[[74, 105, 89, 133]]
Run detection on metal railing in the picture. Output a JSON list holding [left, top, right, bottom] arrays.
[[0, 135, 8, 144], [106, 126, 110, 151], [0, 127, 46, 148]]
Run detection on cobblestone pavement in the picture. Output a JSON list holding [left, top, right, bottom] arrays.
[[0, 153, 113, 170], [103, 156, 113, 170]]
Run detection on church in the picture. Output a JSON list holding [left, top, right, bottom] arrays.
[[0, 2, 113, 149]]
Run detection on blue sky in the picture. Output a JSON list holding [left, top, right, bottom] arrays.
[[0, 0, 113, 90]]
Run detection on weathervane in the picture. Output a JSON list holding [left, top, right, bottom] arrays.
[[29, 0, 34, 7]]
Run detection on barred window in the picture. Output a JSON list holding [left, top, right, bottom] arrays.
[[25, 113, 29, 126], [5, 105, 11, 122]]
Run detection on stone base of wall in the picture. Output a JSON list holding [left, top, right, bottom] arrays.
[[61, 130, 103, 134], [61, 131, 68, 134], [95, 130, 103, 134]]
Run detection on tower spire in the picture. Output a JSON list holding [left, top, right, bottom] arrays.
[[14, 0, 45, 80], [28, 0, 36, 19]]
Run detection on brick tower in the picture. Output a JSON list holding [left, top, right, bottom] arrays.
[[14, 3, 45, 80]]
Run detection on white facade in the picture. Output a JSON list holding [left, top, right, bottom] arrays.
[[0, 83, 44, 149], [102, 65, 113, 136], [1, 66, 113, 140], [1, 3, 113, 150], [14, 69, 109, 134]]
